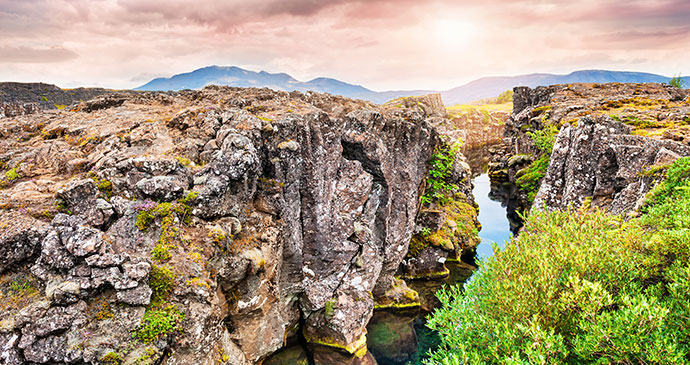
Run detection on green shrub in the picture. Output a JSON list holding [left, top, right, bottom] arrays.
[[495, 89, 513, 104], [669, 74, 686, 88], [426, 157, 690, 364]]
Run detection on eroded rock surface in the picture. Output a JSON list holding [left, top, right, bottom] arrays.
[[0, 86, 447, 364], [490, 83, 690, 215], [535, 115, 690, 214]]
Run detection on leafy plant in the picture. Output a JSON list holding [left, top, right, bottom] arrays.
[[421, 141, 463, 205], [669, 74, 686, 88], [149, 264, 176, 305], [134, 304, 185, 343], [426, 157, 690, 364]]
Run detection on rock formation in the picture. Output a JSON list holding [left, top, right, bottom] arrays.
[[0, 82, 113, 118], [490, 82, 690, 216], [0, 86, 466, 364]]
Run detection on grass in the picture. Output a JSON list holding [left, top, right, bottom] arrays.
[[426, 157, 690, 364], [446, 102, 513, 117]]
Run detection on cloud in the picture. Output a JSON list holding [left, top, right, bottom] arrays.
[[0, 46, 79, 63], [0, 0, 688, 90]]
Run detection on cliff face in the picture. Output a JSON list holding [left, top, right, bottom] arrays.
[[491, 82, 690, 214], [0, 87, 442, 364], [535, 115, 690, 214]]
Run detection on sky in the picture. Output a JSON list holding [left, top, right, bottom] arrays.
[[1, 0, 689, 91]]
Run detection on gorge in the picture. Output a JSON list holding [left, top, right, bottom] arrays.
[[1, 81, 689, 365]]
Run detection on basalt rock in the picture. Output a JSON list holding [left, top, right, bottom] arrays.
[[534, 115, 690, 214], [0, 86, 447, 364], [491, 83, 690, 216]]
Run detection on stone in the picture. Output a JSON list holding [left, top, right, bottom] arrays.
[[534, 115, 690, 214]]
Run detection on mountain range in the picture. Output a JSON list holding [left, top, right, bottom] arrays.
[[136, 66, 690, 105]]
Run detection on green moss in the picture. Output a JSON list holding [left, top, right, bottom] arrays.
[[100, 352, 122, 364], [55, 199, 72, 215], [151, 243, 171, 262], [135, 210, 155, 231], [149, 264, 176, 305], [533, 105, 552, 114], [303, 330, 367, 355], [324, 299, 335, 319], [97, 179, 113, 198], [373, 301, 422, 310], [134, 304, 185, 344], [5, 168, 18, 181], [175, 156, 192, 167]]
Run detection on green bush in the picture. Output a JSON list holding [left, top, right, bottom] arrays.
[[669, 74, 686, 89], [495, 89, 514, 104], [426, 157, 690, 364]]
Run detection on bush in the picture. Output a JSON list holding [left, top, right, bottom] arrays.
[[669, 74, 686, 89], [426, 157, 690, 364]]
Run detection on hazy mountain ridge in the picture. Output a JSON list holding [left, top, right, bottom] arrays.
[[136, 66, 689, 105]]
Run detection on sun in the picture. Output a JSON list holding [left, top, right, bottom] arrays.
[[433, 19, 475, 48]]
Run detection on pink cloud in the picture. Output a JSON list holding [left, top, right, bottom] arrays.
[[0, 0, 687, 90]]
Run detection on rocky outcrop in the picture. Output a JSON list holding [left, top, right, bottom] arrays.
[[0, 86, 449, 364], [399, 141, 480, 282], [534, 115, 690, 214], [490, 83, 690, 216], [0, 82, 113, 117]]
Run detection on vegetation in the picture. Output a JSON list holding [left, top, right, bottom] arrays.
[[134, 304, 185, 344], [495, 89, 514, 104], [669, 74, 686, 89], [149, 264, 177, 306], [446, 90, 513, 120], [515, 125, 559, 203], [134, 264, 184, 344], [421, 141, 463, 205], [426, 157, 690, 364], [5, 167, 19, 181]]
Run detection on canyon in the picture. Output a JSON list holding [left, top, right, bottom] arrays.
[[1, 81, 688, 364]]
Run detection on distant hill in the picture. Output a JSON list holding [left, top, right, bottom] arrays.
[[135, 66, 431, 104], [440, 70, 689, 105], [136, 67, 690, 105]]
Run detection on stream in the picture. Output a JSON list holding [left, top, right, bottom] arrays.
[[264, 147, 517, 364]]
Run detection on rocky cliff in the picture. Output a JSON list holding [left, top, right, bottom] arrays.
[[490, 83, 690, 215], [0, 86, 479, 364]]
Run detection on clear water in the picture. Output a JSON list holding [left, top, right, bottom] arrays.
[[471, 173, 514, 261]]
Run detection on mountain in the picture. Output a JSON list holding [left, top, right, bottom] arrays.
[[136, 67, 689, 105], [439, 70, 685, 105], [135, 65, 429, 103]]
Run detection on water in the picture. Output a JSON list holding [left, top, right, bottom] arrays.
[[471, 173, 514, 261]]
